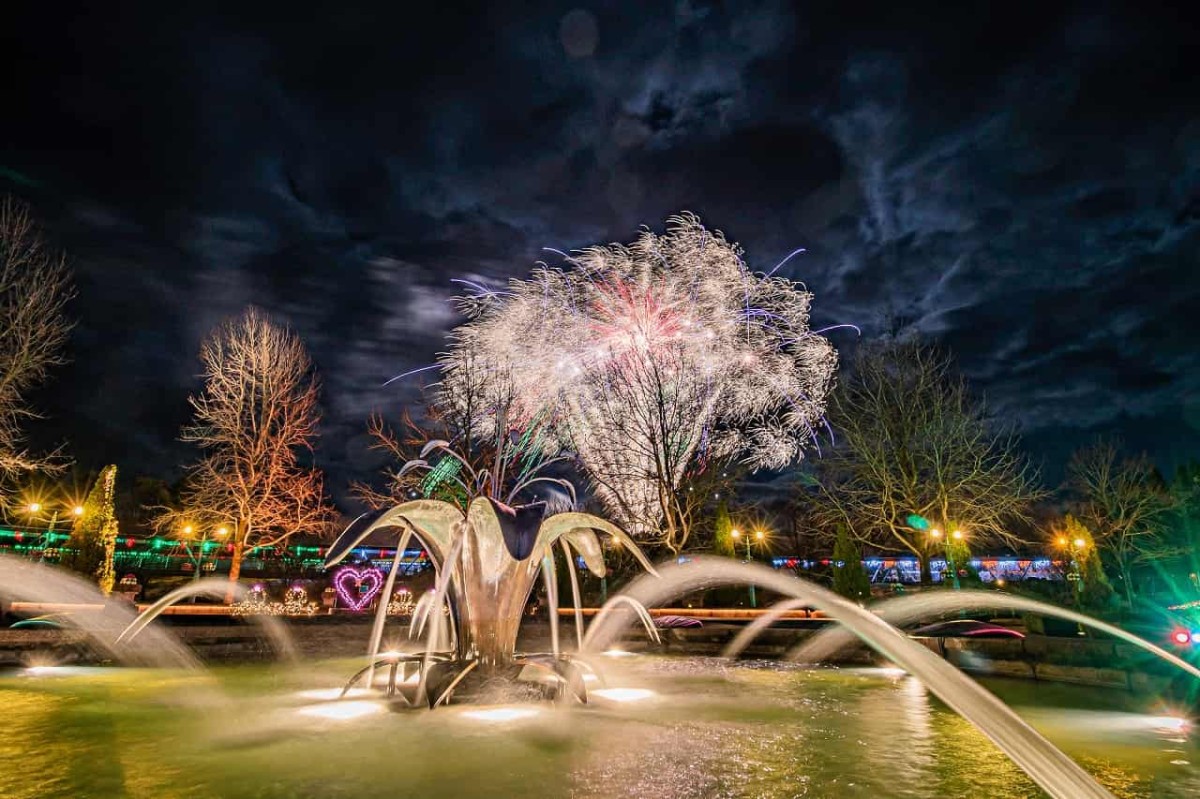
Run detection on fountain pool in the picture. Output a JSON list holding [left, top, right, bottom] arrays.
[[2, 655, 1197, 799]]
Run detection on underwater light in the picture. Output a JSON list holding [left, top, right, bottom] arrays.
[[459, 707, 541, 723], [590, 688, 655, 703], [296, 701, 385, 721], [602, 648, 635, 658], [24, 665, 60, 676], [1150, 716, 1190, 732], [295, 688, 373, 701]]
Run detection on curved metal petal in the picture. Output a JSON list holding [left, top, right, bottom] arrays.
[[534, 513, 658, 577], [465, 497, 516, 579], [324, 500, 464, 568], [562, 529, 605, 577]]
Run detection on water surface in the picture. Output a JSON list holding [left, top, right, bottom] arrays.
[[2, 657, 1196, 798]]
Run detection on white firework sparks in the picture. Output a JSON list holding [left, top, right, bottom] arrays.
[[439, 213, 839, 535]]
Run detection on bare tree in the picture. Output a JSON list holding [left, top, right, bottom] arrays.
[[555, 346, 737, 553], [1067, 441, 1173, 606], [0, 197, 73, 486], [161, 308, 334, 600], [357, 360, 578, 514], [809, 337, 1042, 582], [440, 215, 837, 549], [351, 409, 469, 510]]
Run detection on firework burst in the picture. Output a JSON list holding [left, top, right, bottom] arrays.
[[439, 213, 839, 537]]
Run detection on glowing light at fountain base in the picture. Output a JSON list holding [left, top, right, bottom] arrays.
[[589, 687, 655, 703], [296, 701, 386, 721], [459, 706, 542, 723]]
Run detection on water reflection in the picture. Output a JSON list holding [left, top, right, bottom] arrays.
[[1, 660, 1197, 799]]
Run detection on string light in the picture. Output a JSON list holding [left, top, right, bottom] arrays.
[[387, 587, 415, 616]]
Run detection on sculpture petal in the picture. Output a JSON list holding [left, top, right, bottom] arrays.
[[562, 529, 606, 578], [325, 500, 464, 568], [535, 513, 658, 577], [465, 497, 513, 579]]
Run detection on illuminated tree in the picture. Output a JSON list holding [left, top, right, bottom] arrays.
[[62, 465, 119, 593], [712, 499, 735, 557], [440, 214, 838, 551], [810, 337, 1041, 583], [162, 308, 334, 601], [831, 524, 871, 601], [1067, 441, 1173, 605], [0, 197, 73, 487]]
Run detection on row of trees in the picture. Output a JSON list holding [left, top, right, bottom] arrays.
[[2, 197, 1189, 609], [801, 335, 1189, 607], [0, 198, 334, 597]]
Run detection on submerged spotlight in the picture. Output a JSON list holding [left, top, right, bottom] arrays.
[[296, 700, 384, 721], [460, 707, 540, 723], [590, 687, 655, 703]]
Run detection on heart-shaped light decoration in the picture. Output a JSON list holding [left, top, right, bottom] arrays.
[[333, 566, 384, 612]]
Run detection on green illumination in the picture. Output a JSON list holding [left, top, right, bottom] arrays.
[[906, 514, 930, 531]]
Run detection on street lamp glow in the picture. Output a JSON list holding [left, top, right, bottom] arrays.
[[1073, 538, 1086, 549], [72, 505, 85, 516], [929, 529, 942, 539], [27, 502, 41, 513], [1057, 537, 1068, 546], [182, 524, 193, 535], [755, 530, 765, 541], [730, 528, 741, 540], [217, 526, 229, 536], [951, 530, 963, 540]]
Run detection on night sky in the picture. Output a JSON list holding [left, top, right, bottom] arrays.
[[3, 2, 1198, 501]]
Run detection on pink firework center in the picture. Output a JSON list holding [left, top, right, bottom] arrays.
[[585, 281, 687, 366]]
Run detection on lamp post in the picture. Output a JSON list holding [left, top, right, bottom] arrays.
[[928, 527, 964, 590], [183, 523, 230, 584], [1058, 536, 1086, 605], [26, 501, 77, 561], [730, 528, 765, 608]]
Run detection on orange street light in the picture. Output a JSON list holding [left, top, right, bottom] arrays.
[[72, 505, 85, 516], [929, 528, 942, 539], [27, 502, 41, 514], [1073, 538, 1086, 549], [951, 530, 964, 541]]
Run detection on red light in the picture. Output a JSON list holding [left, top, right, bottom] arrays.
[[1172, 631, 1191, 645]]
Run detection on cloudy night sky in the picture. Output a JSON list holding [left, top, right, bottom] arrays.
[[2, 1, 1197, 500]]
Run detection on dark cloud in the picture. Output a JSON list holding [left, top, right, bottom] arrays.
[[1, 1, 1197, 498]]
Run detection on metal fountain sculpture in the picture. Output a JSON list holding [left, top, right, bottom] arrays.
[[325, 438, 657, 708]]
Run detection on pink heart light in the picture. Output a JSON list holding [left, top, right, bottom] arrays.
[[333, 566, 384, 612]]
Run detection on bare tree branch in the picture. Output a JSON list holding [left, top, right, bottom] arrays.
[[807, 337, 1043, 579], [162, 307, 336, 598], [1067, 440, 1174, 605], [0, 196, 74, 488]]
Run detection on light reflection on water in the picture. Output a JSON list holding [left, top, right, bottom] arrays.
[[1, 658, 1197, 799]]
